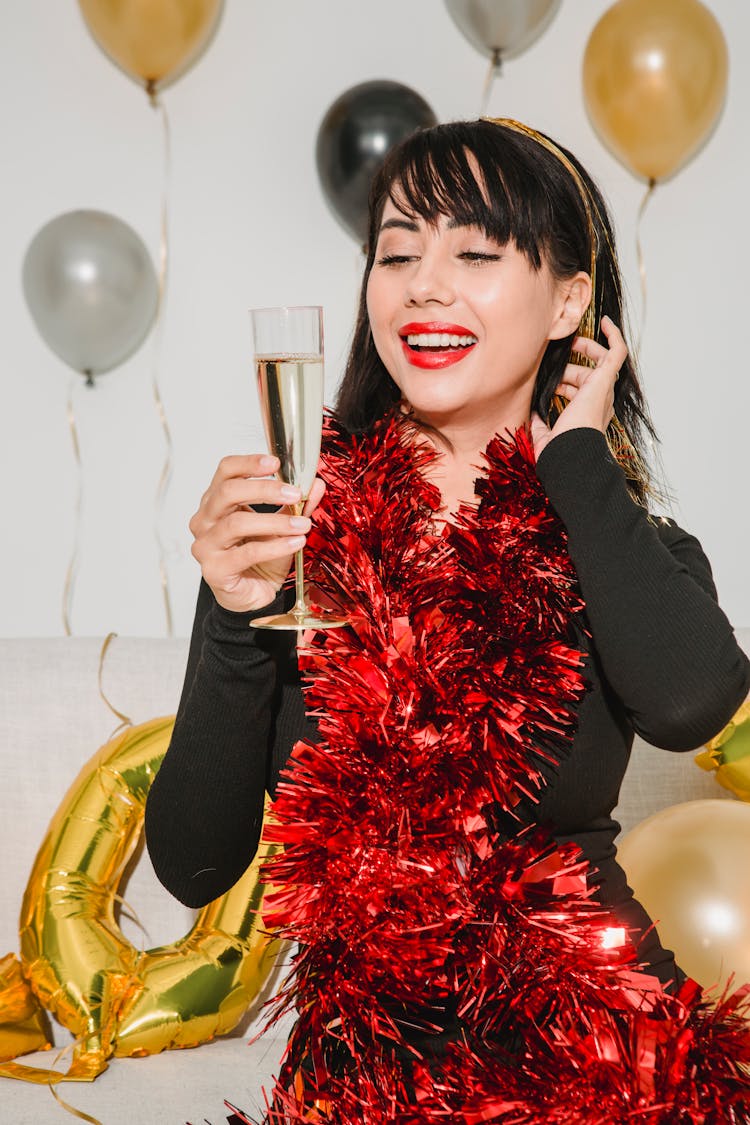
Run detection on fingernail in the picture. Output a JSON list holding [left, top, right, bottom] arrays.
[[260, 455, 277, 470], [280, 485, 301, 501], [288, 535, 306, 549], [289, 516, 310, 530]]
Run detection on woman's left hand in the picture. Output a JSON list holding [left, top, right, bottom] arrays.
[[530, 316, 627, 460]]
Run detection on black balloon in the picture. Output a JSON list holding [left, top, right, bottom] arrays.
[[316, 80, 438, 245]]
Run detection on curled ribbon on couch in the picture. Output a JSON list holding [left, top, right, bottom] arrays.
[[0, 717, 277, 1085]]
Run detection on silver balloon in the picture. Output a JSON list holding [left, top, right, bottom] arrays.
[[445, 0, 562, 60], [22, 210, 158, 382]]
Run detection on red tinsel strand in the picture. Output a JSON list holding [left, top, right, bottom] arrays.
[[253, 414, 750, 1123]]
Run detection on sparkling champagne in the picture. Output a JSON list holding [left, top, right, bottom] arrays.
[[256, 355, 324, 498], [249, 304, 344, 630]]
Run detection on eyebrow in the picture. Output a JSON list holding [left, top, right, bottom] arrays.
[[378, 216, 473, 234]]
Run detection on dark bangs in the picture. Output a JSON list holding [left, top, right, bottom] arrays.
[[365, 120, 589, 276]]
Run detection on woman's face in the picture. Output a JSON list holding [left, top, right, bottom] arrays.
[[366, 195, 586, 431]]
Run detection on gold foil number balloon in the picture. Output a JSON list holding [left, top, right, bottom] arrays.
[[0, 955, 51, 1063], [617, 799, 750, 991], [78, 0, 224, 98], [696, 700, 750, 802], [17, 717, 276, 1077], [583, 0, 728, 182]]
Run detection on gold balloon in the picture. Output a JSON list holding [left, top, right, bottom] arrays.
[[583, 0, 728, 182], [0, 955, 51, 1063], [78, 0, 224, 95], [0, 717, 276, 1082], [114, 848, 278, 1056], [617, 799, 750, 990]]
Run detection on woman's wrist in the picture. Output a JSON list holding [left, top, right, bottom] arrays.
[[211, 589, 285, 631], [535, 426, 610, 473]]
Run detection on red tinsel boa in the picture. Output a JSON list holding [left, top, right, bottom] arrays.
[[247, 414, 750, 1124]]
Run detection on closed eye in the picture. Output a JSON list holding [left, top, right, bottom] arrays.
[[459, 251, 502, 264], [376, 253, 417, 266]]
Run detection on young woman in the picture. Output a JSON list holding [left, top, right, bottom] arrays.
[[146, 120, 750, 1122]]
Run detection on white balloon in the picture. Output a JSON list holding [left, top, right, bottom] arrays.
[[445, 0, 562, 61], [22, 210, 158, 381]]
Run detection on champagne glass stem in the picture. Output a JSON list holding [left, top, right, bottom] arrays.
[[293, 546, 306, 620], [292, 499, 307, 620]]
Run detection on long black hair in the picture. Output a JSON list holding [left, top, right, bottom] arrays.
[[334, 119, 657, 504]]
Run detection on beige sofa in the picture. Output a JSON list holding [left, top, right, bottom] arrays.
[[0, 632, 744, 1125]]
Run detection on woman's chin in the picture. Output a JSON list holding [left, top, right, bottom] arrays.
[[405, 396, 477, 427]]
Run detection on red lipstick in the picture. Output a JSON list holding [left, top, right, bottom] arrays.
[[398, 322, 477, 369], [399, 321, 475, 336]]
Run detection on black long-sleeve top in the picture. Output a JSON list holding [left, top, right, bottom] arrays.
[[145, 428, 750, 986]]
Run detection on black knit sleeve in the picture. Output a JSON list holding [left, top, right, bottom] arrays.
[[535, 428, 750, 750], [145, 580, 285, 907]]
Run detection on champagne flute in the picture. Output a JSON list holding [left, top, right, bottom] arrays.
[[249, 305, 346, 630]]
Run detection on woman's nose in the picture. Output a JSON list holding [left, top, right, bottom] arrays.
[[404, 252, 454, 307]]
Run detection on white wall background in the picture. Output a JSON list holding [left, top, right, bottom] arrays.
[[1, 0, 747, 638]]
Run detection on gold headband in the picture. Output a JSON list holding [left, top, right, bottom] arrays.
[[484, 118, 652, 501], [483, 117, 600, 345]]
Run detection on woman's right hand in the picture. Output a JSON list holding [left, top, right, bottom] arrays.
[[189, 454, 326, 614]]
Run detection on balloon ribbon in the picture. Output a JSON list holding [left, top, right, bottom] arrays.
[[62, 379, 84, 635], [635, 178, 657, 359], [150, 94, 175, 637], [97, 632, 133, 736], [479, 48, 502, 116]]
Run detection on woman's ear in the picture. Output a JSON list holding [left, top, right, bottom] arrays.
[[549, 271, 592, 340]]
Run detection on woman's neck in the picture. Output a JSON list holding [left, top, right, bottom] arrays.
[[411, 405, 532, 518]]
